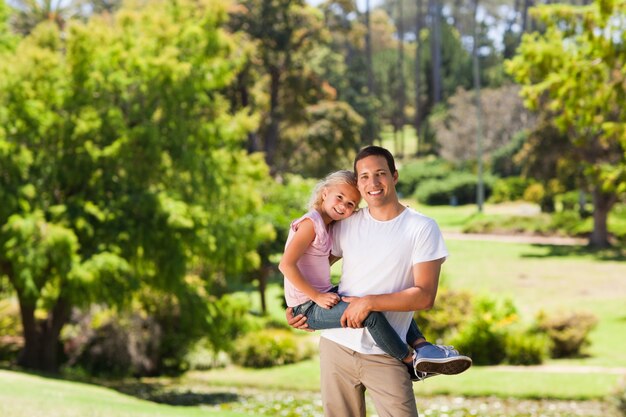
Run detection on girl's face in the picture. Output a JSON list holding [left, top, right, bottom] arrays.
[[321, 183, 361, 223]]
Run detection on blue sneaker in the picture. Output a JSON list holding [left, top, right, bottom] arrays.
[[413, 344, 472, 375]]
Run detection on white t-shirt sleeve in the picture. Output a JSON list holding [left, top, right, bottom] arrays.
[[330, 220, 343, 258], [411, 218, 448, 264]]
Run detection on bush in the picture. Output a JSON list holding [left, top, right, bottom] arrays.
[[397, 158, 453, 197], [462, 213, 553, 235], [67, 312, 163, 377], [611, 377, 626, 417], [504, 329, 549, 365], [0, 298, 22, 362], [548, 210, 590, 237], [523, 183, 545, 204], [489, 177, 533, 203], [230, 329, 314, 368], [415, 288, 473, 342], [449, 297, 519, 366], [413, 171, 496, 206], [451, 315, 508, 366], [535, 310, 598, 358], [184, 340, 231, 371]]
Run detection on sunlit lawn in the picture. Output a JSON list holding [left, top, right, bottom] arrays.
[[187, 356, 622, 400], [245, 218, 626, 394], [0, 370, 253, 417], [4, 202, 625, 417]]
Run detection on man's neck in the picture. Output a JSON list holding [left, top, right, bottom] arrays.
[[368, 201, 406, 221]]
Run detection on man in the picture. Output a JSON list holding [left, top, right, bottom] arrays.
[[287, 146, 471, 417]]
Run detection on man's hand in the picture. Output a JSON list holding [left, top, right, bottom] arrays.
[[340, 296, 372, 328], [285, 307, 313, 331]]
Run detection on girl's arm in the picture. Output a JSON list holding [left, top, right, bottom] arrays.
[[279, 219, 339, 309]]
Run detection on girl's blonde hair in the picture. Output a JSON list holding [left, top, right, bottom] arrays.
[[308, 170, 359, 211]]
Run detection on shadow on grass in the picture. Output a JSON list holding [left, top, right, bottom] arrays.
[[112, 381, 240, 406], [521, 244, 626, 261]]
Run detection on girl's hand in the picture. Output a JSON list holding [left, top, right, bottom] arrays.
[[313, 292, 340, 309]]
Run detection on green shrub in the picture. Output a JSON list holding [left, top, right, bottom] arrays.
[[548, 210, 591, 237], [415, 288, 473, 342], [413, 172, 496, 206], [523, 183, 545, 204], [0, 299, 23, 362], [504, 328, 549, 365], [230, 329, 313, 368], [462, 213, 553, 235], [489, 177, 532, 203], [450, 315, 508, 366], [397, 158, 453, 197], [449, 297, 519, 366], [535, 310, 598, 358], [68, 313, 162, 377], [184, 340, 231, 371], [611, 377, 626, 417]]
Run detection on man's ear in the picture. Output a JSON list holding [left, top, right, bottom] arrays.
[[393, 170, 399, 184]]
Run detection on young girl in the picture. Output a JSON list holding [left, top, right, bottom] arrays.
[[279, 170, 425, 376]]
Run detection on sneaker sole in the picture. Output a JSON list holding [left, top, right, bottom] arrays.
[[414, 356, 472, 375]]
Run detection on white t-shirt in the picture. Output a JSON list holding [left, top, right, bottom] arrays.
[[322, 206, 448, 355]]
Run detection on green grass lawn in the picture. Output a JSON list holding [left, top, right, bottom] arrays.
[[4, 201, 625, 416], [187, 354, 622, 401], [0, 370, 254, 417], [241, 222, 626, 399]]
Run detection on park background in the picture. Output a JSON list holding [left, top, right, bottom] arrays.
[[0, 0, 625, 416]]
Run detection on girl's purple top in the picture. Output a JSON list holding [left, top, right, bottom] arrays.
[[283, 210, 333, 307]]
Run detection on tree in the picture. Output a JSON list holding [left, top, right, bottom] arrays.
[[0, 0, 16, 52], [8, 0, 79, 34], [228, 0, 326, 169], [506, 0, 626, 247], [432, 85, 535, 163], [318, 0, 380, 146], [0, 0, 272, 372]]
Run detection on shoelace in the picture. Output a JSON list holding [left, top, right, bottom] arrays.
[[438, 345, 459, 357]]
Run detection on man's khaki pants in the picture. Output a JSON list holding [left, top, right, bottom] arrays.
[[319, 337, 418, 417]]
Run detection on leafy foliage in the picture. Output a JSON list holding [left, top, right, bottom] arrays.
[[536, 310, 598, 358], [413, 171, 497, 205], [0, 0, 272, 371], [506, 0, 626, 247], [397, 157, 453, 197], [432, 85, 535, 165], [230, 328, 314, 368]]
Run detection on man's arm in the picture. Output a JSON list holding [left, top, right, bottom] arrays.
[[340, 257, 444, 328]]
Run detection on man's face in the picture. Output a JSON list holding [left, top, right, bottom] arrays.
[[355, 155, 398, 208]]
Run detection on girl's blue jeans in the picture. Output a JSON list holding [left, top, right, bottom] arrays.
[[292, 291, 424, 362]]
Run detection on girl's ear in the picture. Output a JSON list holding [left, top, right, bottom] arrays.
[[321, 187, 328, 201]]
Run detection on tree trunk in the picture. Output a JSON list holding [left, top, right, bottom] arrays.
[[472, 0, 484, 212], [258, 265, 271, 315], [414, 0, 423, 156], [365, 0, 374, 95], [589, 188, 616, 248], [397, 0, 406, 158], [17, 295, 70, 373], [237, 68, 261, 154], [521, 0, 533, 33], [364, 0, 376, 145], [264, 66, 282, 169], [429, 0, 442, 104]]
